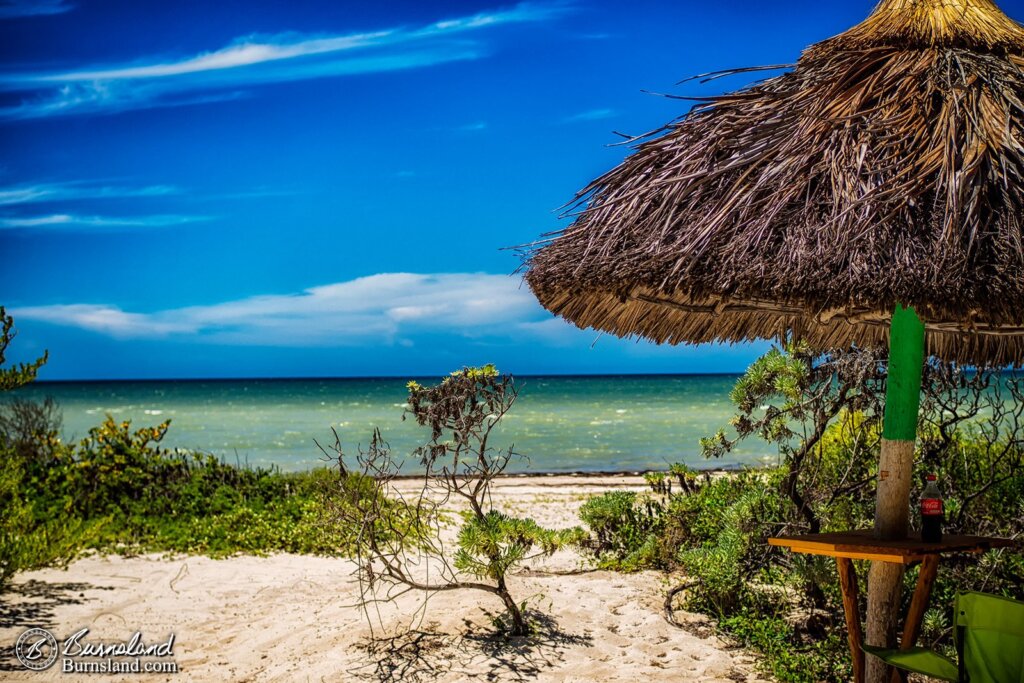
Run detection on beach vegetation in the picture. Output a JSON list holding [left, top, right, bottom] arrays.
[[14, 413, 358, 558], [326, 366, 583, 637], [578, 490, 665, 571], [0, 307, 79, 588], [0, 313, 378, 589], [577, 346, 1024, 682]]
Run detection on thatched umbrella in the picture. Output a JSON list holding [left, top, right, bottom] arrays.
[[524, 0, 1024, 679]]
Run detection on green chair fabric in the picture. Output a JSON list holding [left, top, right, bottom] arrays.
[[862, 591, 1024, 683], [861, 644, 959, 681]]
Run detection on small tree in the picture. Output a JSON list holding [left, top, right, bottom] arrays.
[[702, 343, 1024, 540], [698, 344, 1024, 627], [700, 342, 887, 535], [0, 307, 47, 391], [0, 307, 49, 587], [325, 365, 582, 636]]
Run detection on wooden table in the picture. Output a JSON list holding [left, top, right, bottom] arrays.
[[769, 531, 1014, 683]]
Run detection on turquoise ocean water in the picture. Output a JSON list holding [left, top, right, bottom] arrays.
[[9, 375, 776, 473]]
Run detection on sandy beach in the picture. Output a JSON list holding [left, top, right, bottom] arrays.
[[1, 476, 767, 682]]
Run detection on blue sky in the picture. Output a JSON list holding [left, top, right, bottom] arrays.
[[4, 0, 1021, 380]]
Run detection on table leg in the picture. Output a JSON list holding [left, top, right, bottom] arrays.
[[888, 555, 940, 683], [837, 557, 865, 683]]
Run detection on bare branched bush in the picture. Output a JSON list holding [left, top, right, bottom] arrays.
[[917, 363, 1024, 536], [0, 396, 63, 463], [322, 366, 583, 637]]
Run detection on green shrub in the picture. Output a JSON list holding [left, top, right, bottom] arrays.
[[455, 510, 584, 580], [675, 476, 780, 615], [0, 307, 71, 588], [720, 608, 848, 683], [4, 408, 365, 568], [578, 490, 665, 570]]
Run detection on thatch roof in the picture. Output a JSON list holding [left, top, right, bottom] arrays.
[[524, 0, 1024, 366]]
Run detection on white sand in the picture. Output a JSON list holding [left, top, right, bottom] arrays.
[[0, 476, 767, 682]]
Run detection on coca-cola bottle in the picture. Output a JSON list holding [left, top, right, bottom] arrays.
[[920, 474, 944, 543]]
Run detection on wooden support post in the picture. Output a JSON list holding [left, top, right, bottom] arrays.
[[887, 555, 940, 683], [866, 305, 925, 683], [901, 555, 939, 649], [837, 557, 866, 683]]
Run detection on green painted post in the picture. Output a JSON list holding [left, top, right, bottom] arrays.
[[865, 304, 927, 683], [882, 304, 926, 441], [874, 302, 926, 539]]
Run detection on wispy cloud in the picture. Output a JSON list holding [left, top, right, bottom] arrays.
[[0, 52, 474, 120], [11, 272, 560, 345], [11, 305, 193, 337], [562, 108, 616, 123], [0, 213, 211, 229], [0, 181, 178, 206], [0, 0, 73, 19], [0, 2, 570, 120], [457, 121, 488, 132]]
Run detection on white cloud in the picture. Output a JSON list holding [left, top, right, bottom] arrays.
[[34, 32, 396, 82], [562, 108, 616, 123], [11, 304, 195, 337], [11, 273, 551, 345], [0, 213, 211, 229], [2, 85, 250, 119], [0, 0, 72, 19], [0, 181, 178, 205], [0, 2, 570, 119]]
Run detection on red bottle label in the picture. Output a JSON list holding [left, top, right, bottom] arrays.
[[921, 498, 943, 516]]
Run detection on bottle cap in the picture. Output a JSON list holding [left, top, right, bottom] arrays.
[[926, 474, 937, 481]]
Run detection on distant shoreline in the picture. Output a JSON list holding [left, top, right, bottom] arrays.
[[386, 465, 766, 481]]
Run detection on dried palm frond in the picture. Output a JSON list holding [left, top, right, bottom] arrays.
[[524, 0, 1024, 366]]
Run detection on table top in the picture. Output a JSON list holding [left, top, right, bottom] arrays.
[[769, 530, 1015, 564]]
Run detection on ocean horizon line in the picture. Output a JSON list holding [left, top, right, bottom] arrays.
[[30, 371, 745, 385]]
